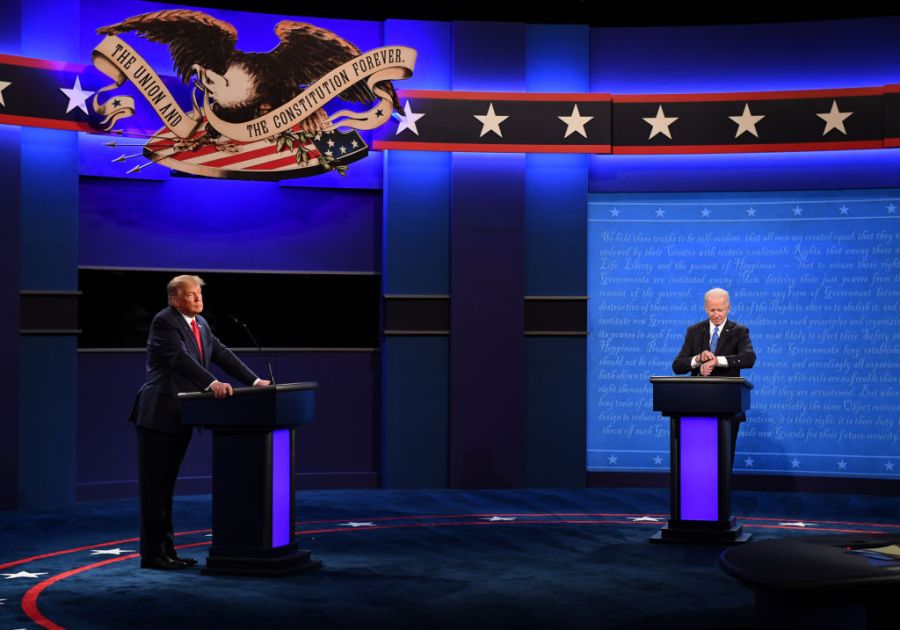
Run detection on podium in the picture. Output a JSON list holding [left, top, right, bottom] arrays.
[[178, 382, 322, 576], [648, 376, 753, 545]]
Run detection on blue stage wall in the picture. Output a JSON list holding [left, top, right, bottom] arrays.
[[587, 189, 900, 479]]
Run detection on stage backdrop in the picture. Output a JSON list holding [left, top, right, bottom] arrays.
[[588, 188, 900, 479]]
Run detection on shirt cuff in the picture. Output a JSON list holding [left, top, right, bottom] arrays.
[[717, 356, 729, 367]]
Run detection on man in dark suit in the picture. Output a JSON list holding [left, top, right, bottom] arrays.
[[131, 275, 270, 570], [672, 288, 755, 463]]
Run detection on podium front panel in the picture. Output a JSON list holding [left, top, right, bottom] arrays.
[[679, 417, 718, 521]]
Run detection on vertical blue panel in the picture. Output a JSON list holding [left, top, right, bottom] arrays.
[[21, 0, 77, 60], [450, 153, 526, 488], [0, 125, 20, 510], [380, 19, 452, 489], [679, 417, 719, 521], [271, 429, 290, 547], [19, 336, 77, 508], [381, 338, 449, 489], [452, 22, 526, 92]]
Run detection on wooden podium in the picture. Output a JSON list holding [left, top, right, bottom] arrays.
[[649, 376, 753, 545], [178, 382, 322, 576]]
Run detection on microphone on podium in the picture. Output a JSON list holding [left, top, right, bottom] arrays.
[[228, 315, 276, 385]]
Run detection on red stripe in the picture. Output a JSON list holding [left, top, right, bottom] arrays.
[[245, 155, 306, 170], [166, 144, 224, 161], [399, 89, 612, 101], [374, 141, 612, 153], [0, 114, 94, 133], [615, 87, 884, 102], [613, 140, 883, 154], [199, 145, 279, 167], [0, 53, 87, 72]]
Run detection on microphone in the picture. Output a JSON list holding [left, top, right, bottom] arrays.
[[228, 315, 276, 385]]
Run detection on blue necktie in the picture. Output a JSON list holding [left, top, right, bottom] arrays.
[[710, 326, 719, 353]]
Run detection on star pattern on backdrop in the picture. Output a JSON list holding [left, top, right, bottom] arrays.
[[0, 80, 10, 107], [474, 103, 508, 138], [59, 76, 94, 115], [395, 100, 425, 136], [652, 455, 663, 465], [746, 208, 757, 217], [839, 205, 850, 215], [90, 548, 135, 556], [792, 206, 803, 216], [790, 458, 801, 468], [642, 105, 678, 139], [817, 100, 853, 135], [886, 461, 896, 472], [837, 460, 848, 470], [729, 103, 765, 138], [700, 208, 711, 217], [744, 457, 755, 467], [888, 204, 897, 214], [607, 454, 618, 464], [609, 208, 620, 217], [655, 208, 665, 217], [3, 571, 48, 579], [558, 104, 593, 138]]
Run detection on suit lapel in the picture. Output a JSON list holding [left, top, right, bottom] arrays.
[[172, 308, 204, 365]]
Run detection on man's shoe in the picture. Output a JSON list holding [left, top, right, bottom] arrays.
[[164, 549, 198, 566], [140, 555, 189, 570]]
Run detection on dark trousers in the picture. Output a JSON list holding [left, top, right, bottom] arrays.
[[136, 425, 192, 559]]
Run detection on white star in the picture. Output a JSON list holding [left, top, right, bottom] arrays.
[[744, 457, 755, 467], [839, 205, 849, 215], [607, 454, 618, 464], [837, 460, 848, 470], [90, 548, 135, 556], [351, 139, 359, 148], [817, 100, 853, 136], [3, 571, 48, 579], [655, 208, 665, 218], [700, 208, 711, 217], [886, 461, 896, 472], [395, 100, 425, 136], [59, 76, 94, 115], [792, 206, 803, 216], [729, 103, 765, 138], [327, 139, 335, 148], [652, 455, 663, 465], [609, 208, 620, 217], [482, 516, 517, 522], [474, 103, 509, 138], [779, 521, 813, 527], [325, 150, 333, 157], [790, 458, 801, 468], [0, 80, 10, 107], [629, 516, 662, 522], [339, 146, 347, 154], [642, 105, 678, 140], [746, 208, 757, 217], [339, 521, 375, 528], [888, 203, 897, 214], [558, 104, 593, 139]]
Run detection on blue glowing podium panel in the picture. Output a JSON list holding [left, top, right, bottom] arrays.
[[178, 382, 321, 576], [649, 376, 752, 545]]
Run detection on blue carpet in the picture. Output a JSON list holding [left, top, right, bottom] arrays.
[[1, 488, 898, 629]]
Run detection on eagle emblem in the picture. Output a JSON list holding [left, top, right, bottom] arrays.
[[92, 10, 416, 179]]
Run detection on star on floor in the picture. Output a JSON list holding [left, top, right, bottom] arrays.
[[0, 80, 11, 107], [474, 103, 508, 138], [3, 571, 48, 579], [839, 205, 849, 215], [90, 548, 135, 556], [607, 454, 618, 464], [643, 105, 678, 140], [629, 516, 662, 522], [60, 76, 94, 115], [339, 521, 376, 528], [482, 516, 517, 522], [837, 460, 848, 470], [395, 100, 425, 136], [559, 104, 593, 139], [817, 100, 853, 136], [744, 457, 755, 467], [729, 103, 765, 138], [792, 206, 803, 216]]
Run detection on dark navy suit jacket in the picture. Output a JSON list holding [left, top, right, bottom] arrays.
[[672, 319, 756, 377], [130, 306, 258, 434]]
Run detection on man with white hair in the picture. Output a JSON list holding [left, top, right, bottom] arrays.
[[130, 274, 270, 570]]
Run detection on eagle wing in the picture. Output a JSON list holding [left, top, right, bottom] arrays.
[[97, 10, 237, 84], [272, 21, 401, 109]]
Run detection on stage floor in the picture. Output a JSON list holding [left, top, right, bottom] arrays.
[[1, 488, 898, 629]]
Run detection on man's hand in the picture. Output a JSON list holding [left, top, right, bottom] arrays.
[[699, 350, 716, 362], [700, 358, 717, 376], [254, 379, 271, 387], [210, 380, 234, 399]]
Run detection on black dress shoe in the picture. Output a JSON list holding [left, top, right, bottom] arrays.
[[172, 555, 197, 566], [140, 555, 189, 570]]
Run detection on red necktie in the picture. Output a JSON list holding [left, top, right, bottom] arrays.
[[191, 319, 204, 362]]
